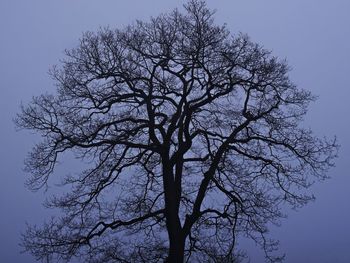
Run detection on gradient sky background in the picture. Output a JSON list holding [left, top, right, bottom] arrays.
[[1, 1, 349, 262]]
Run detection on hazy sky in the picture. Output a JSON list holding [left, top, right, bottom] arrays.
[[1, 1, 349, 262]]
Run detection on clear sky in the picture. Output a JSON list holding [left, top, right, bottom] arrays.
[[0, 0, 349, 262]]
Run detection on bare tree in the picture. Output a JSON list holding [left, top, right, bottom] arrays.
[[16, 1, 337, 262]]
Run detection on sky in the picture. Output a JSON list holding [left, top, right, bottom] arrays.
[[0, 0, 349, 262]]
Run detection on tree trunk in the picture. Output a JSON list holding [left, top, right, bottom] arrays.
[[166, 233, 185, 263], [164, 201, 185, 263], [162, 151, 185, 262]]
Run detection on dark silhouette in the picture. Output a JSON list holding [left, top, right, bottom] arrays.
[[16, 1, 338, 262]]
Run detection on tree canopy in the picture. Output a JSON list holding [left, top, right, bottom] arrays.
[[17, 1, 337, 262]]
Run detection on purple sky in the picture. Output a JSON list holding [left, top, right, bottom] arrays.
[[1, 1, 349, 262]]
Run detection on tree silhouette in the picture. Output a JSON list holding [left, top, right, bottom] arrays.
[[17, 1, 337, 262]]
